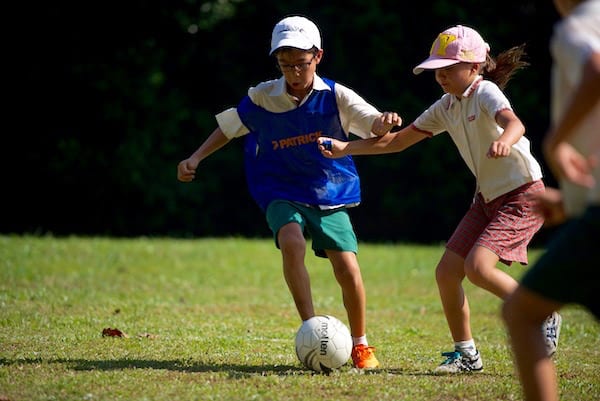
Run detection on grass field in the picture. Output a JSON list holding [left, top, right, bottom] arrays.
[[1, 235, 598, 401]]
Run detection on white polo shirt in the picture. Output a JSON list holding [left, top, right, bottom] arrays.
[[215, 74, 381, 140], [550, 0, 600, 216], [413, 76, 543, 203]]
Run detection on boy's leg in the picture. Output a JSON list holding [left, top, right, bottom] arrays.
[[326, 249, 379, 369], [278, 222, 314, 321], [503, 287, 561, 401], [304, 207, 364, 335], [308, 208, 378, 369], [326, 250, 366, 338], [266, 200, 315, 321]]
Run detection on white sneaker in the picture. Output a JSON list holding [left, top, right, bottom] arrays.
[[434, 350, 483, 374], [543, 311, 562, 356]]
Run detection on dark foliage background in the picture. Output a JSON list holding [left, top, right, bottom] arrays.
[[7, 0, 561, 245]]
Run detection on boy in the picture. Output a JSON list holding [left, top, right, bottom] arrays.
[[177, 15, 401, 369]]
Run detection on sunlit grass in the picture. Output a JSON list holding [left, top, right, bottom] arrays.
[[1, 235, 598, 400]]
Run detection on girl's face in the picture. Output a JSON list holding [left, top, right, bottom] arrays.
[[276, 48, 323, 100], [434, 62, 480, 97]]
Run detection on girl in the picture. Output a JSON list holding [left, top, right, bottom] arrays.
[[318, 25, 561, 373]]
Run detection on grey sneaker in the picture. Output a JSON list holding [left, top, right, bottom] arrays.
[[434, 350, 483, 374], [543, 312, 562, 356]]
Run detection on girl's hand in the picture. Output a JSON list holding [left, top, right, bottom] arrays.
[[487, 140, 512, 158], [317, 137, 348, 158], [372, 112, 402, 136]]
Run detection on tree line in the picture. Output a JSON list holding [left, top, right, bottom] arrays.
[[7, 0, 561, 245]]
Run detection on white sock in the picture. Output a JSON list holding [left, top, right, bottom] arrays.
[[352, 335, 367, 346], [455, 339, 477, 356]]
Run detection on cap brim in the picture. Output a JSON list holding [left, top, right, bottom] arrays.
[[412, 58, 460, 75], [269, 38, 314, 55]]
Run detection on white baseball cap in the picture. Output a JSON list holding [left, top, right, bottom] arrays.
[[270, 16, 322, 55]]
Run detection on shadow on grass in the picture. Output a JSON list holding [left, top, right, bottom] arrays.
[[382, 367, 508, 378], [0, 358, 508, 378], [0, 357, 304, 376]]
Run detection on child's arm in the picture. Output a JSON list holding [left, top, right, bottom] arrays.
[[371, 111, 402, 136], [543, 51, 600, 186], [318, 125, 427, 158], [547, 142, 597, 189], [486, 109, 526, 159], [545, 51, 600, 154], [177, 127, 231, 182], [527, 187, 566, 227]]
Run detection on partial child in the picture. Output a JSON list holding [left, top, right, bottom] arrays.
[[318, 25, 561, 373], [502, 0, 600, 400], [177, 15, 401, 369]]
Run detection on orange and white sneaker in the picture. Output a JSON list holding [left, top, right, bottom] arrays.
[[351, 344, 380, 369]]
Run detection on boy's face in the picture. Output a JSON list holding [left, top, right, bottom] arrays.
[[275, 48, 323, 99]]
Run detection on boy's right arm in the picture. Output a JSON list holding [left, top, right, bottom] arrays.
[[177, 127, 231, 182], [318, 125, 427, 158]]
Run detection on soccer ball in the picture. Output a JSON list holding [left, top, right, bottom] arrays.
[[295, 315, 353, 372]]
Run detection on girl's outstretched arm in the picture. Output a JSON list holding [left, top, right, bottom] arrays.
[[318, 125, 427, 158]]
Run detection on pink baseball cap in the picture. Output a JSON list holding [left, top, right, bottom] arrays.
[[413, 25, 490, 74], [270, 16, 322, 55]]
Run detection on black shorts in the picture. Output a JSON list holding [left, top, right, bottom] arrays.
[[520, 206, 600, 320]]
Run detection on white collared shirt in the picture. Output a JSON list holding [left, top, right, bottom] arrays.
[[550, 0, 600, 215], [413, 76, 543, 202], [216, 74, 381, 140]]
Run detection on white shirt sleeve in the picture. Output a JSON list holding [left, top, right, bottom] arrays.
[[215, 107, 249, 139], [413, 96, 449, 136], [334, 83, 381, 139], [478, 81, 512, 119]]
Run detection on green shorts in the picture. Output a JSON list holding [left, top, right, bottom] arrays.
[[520, 205, 600, 320], [265, 200, 358, 258]]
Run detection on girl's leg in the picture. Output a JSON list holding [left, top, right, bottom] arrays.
[[465, 245, 516, 300], [278, 222, 314, 321], [435, 249, 484, 373], [435, 249, 471, 342]]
